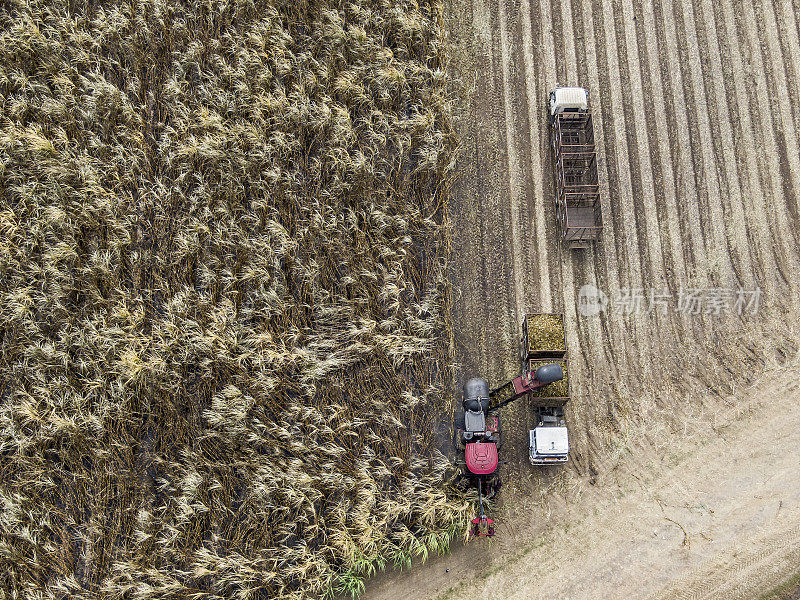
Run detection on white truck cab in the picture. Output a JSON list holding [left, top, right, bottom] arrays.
[[549, 87, 589, 115], [529, 418, 569, 464]]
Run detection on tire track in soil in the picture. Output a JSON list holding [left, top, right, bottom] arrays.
[[711, 0, 788, 295], [634, 0, 691, 314], [574, 0, 630, 398], [611, 0, 682, 380], [519, 0, 554, 314], [451, 0, 488, 380], [653, 0, 711, 291], [792, 0, 800, 55], [654, 0, 746, 355], [595, 0, 654, 388], [473, 0, 516, 384], [451, 0, 514, 391], [613, 0, 667, 290], [777, 0, 800, 143], [699, 0, 775, 294], [545, 0, 582, 388], [497, 0, 530, 331], [650, 520, 800, 600]]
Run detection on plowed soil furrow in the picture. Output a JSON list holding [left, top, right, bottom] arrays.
[[559, 0, 578, 83], [777, 0, 800, 140], [654, 0, 712, 288], [636, 0, 689, 291], [597, 0, 656, 383], [690, 0, 756, 285], [364, 0, 800, 597], [705, 0, 775, 289], [731, 0, 800, 275], [614, 0, 668, 288], [754, 0, 800, 242], [712, 0, 784, 293], [675, 0, 738, 286]]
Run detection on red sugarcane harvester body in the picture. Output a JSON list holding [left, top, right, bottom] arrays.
[[455, 314, 570, 537], [455, 366, 564, 537]]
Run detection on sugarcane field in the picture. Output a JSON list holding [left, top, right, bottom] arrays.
[[1, 0, 799, 599]]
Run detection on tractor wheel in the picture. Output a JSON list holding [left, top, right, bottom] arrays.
[[454, 410, 465, 430], [453, 410, 466, 451]]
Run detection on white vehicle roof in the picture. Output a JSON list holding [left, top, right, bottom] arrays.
[[530, 426, 569, 455], [550, 87, 589, 115]]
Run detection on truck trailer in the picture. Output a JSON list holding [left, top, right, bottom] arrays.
[[549, 87, 603, 248]]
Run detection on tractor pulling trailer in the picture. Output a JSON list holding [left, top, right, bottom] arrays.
[[550, 87, 603, 248], [454, 314, 571, 536]]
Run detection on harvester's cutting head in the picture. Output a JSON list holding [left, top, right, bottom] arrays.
[[471, 515, 495, 537], [470, 478, 495, 537]]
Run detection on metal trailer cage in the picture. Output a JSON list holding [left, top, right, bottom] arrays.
[[551, 110, 603, 245]]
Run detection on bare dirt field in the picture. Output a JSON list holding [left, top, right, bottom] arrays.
[[364, 0, 800, 597]]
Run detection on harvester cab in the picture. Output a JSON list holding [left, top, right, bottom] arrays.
[[461, 378, 492, 442]]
